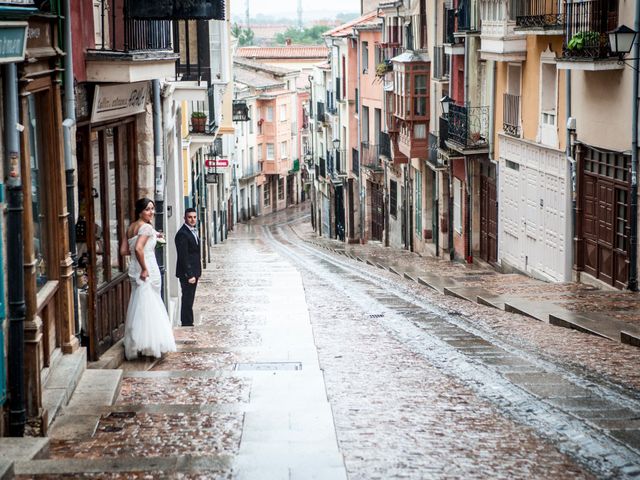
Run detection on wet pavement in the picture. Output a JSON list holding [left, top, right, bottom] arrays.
[[13, 202, 640, 479]]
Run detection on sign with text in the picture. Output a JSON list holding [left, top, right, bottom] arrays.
[[0, 22, 27, 63], [205, 158, 229, 168], [91, 82, 149, 123]]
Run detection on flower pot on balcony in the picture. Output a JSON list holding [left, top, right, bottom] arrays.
[[191, 113, 207, 133]]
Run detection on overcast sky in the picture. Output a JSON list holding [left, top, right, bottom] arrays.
[[231, 0, 360, 18]]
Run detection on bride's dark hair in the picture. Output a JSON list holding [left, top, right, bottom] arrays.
[[135, 197, 155, 220]]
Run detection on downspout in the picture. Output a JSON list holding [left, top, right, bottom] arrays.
[[566, 68, 575, 283], [62, 0, 79, 338], [152, 79, 166, 299], [357, 34, 364, 243], [4, 63, 26, 436], [629, 2, 640, 291], [463, 24, 471, 263]]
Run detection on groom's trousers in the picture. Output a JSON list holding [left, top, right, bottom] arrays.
[[180, 278, 198, 326]]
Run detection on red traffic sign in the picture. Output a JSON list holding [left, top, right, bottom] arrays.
[[205, 158, 229, 168]]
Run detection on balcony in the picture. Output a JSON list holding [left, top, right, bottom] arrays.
[[444, 7, 464, 56], [433, 46, 449, 81], [444, 104, 490, 153], [128, 0, 225, 21], [316, 102, 325, 122], [514, 0, 564, 34], [479, 0, 527, 62], [361, 142, 383, 171], [86, 0, 178, 83], [503, 93, 521, 138], [379, 132, 392, 159], [557, 0, 622, 71], [352, 148, 360, 175], [397, 123, 429, 159]]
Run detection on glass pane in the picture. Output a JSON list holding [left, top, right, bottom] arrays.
[[415, 74, 427, 94], [106, 129, 119, 277], [92, 133, 106, 286], [28, 94, 48, 290]]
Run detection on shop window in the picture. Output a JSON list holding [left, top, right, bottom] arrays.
[[78, 123, 135, 288], [278, 178, 285, 200], [27, 94, 49, 290], [264, 185, 271, 206]]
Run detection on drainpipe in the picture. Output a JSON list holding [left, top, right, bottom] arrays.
[[4, 63, 26, 437], [152, 79, 166, 299], [566, 68, 575, 283], [62, 0, 79, 338], [629, 2, 640, 291]]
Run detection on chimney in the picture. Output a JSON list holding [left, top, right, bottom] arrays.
[[285, 38, 292, 46]]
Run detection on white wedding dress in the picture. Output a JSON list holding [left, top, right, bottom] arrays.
[[124, 223, 176, 360]]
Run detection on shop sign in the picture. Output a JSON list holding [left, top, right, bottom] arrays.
[[91, 82, 149, 123], [0, 22, 27, 63]]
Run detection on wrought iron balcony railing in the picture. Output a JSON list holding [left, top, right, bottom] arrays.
[[361, 142, 383, 170], [562, 0, 617, 59], [446, 103, 489, 150], [503, 93, 521, 138], [95, 0, 173, 53], [515, 0, 564, 29]]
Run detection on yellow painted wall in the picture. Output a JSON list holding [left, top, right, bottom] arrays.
[[494, 35, 567, 159]]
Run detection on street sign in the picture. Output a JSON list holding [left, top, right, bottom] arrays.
[[205, 158, 229, 168]]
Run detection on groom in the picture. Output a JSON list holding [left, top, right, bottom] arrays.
[[175, 208, 202, 326]]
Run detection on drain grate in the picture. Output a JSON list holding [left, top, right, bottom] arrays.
[[234, 362, 302, 371], [368, 313, 385, 318], [107, 411, 136, 419]]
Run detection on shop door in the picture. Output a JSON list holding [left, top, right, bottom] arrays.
[[322, 194, 331, 237], [371, 182, 384, 242], [480, 171, 498, 264], [335, 185, 345, 241], [348, 179, 355, 240]]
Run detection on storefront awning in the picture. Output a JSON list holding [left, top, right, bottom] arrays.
[[128, 0, 225, 21]]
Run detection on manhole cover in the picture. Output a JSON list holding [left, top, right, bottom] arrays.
[[108, 411, 136, 419], [368, 313, 385, 318], [234, 362, 302, 371], [176, 340, 197, 345]]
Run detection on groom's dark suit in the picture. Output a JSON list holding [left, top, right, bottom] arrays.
[[175, 224, 202, 326]]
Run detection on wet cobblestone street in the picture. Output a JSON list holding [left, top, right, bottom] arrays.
[[15, 205, 640, 479]]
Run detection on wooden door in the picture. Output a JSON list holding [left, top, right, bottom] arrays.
[[480, 173, 498, 264], [371, 182, 384, 242]]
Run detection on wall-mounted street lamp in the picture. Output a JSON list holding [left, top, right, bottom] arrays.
[[205, 145, 219, 184], [609, 25, 637, 59], [440, 95, 453, 116], [332, 138, 341, 150]]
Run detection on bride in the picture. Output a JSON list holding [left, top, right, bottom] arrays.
[[120, 197, 176, 360]]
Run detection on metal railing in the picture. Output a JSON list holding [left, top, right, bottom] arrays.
[[361, 142, 382, 170], [433, 45, 449, 80], [503, 93, 521, 138], [95, 0, 172, 52], [515, 0, 564, 29], [562, 0, 616, 59], [446, 103, 489, 149]]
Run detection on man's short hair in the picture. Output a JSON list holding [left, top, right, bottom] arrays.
[[185, 208, 197, 216]]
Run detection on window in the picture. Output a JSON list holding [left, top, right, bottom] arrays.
[[267, 143, 275, 160], [278, 177, 285, 200], [539, 53, 558, 147], [264, 185, 270, 206], [389, 180, 398, 217], [280, 141, 288, 159], [414, 124, 427, 139], [257, 144, 262, 161], [453, 177, 462, 233], [279, 104, 287, 122], [415, 170, 422, 235], [413, 74, 428, 117], [249, 106, 254, 133], [362, 41, 369, 73], [362, 106, 370, 142], [266, 106, 274, 122], [249, 146, 254, 169]]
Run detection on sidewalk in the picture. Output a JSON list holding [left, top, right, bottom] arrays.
[[292, 221, 640, 349]]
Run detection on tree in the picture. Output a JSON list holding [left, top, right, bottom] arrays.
[[275, 25, 330, 45], [231, 23, 255, 47]]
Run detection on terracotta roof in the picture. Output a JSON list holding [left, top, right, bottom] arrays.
[[323, 11, 380, 37], [236, 46, 328, 59]]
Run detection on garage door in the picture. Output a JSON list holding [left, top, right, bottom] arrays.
[[499, 137, 569, 282]]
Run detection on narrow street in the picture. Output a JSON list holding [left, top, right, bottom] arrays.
[[14, 204, 640, 479]]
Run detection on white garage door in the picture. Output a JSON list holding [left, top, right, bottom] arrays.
[[498, 136, 570, 282]]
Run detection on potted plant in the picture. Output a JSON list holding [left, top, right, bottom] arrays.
[[375, 60, 392, 77], [191, 111, 207, 133], [567, 31, 600, 53]]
